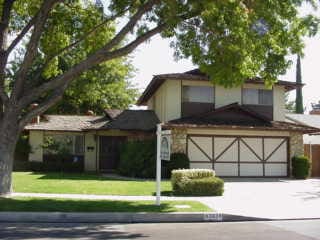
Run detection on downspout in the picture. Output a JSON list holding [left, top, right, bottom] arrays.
[[309, 141, 312, 176], [95, 130, 98, 173]]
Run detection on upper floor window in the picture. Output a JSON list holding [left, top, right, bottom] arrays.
[[242, 88, 273, 106], [181, 85, 214, 117], [182, 86, 214, 103]]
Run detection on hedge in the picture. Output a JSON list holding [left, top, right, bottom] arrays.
[[118, 140, 157, 178], [171, 169, 223, 196], [165, 153, 190, 177], [292, 155, 311, 179]]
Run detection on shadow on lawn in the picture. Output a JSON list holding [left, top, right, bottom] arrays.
[[0, 223, 146, 240], [31, 172, 151, 182], [152, 191, 173, 196], [0, 198, 174, 213]]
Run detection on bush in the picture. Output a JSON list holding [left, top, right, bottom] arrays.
[[13, 160, 31, 171], [292, 155, 311, 179], [14, 154, 84, 172], [118, 140, 157, 178], [171, 169, 223, 196], [14, 134, 31, 162], [164, 153, 190, 177]]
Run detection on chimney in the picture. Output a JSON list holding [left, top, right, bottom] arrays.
[[310, 102, 320, 115], [86, 110, 95, 116], [30, 103, 40, 124]]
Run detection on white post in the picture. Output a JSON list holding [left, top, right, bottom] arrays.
[[156, 123, 162, 206]]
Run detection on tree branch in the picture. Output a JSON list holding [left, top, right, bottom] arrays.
[[18, 23, 165, 111], [11, 0, 62, 101], [40, 3, 133, 72], [6, 15, 36, 54], [0, 0, 15, 104], [18, 85, 67, 129], [102, 0, 160, 52]]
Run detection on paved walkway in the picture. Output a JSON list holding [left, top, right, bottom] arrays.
[[11, 178, 320, 220]]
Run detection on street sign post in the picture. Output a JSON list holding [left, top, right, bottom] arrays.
[[155, 123, 171, 206]]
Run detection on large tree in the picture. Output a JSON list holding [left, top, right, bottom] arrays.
[[295, 54, 304, 113], [0, 0, 318, 195]]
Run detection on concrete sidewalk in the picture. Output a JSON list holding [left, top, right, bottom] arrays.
[[11, 178, 320, 220]]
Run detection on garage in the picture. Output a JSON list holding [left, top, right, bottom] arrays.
[[187, 135, 289, 177]]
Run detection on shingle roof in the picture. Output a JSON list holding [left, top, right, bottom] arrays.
[[90, 110, 160, 131], [165, 104, 319, 134], [137, 69, 303, 105], [169, 103, 271, 127], [286, 113, 320, 129], [25, 115, 104, 132], [25, 110, 160, 132]]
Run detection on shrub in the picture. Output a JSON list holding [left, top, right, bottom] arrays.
[[14, 134, 31, 162], [292, 155, 311, 179], [18, 154, 84, 172], [118, 140, 157, 178], [171, 169, 223, 196], [165, 153, 190, 177]]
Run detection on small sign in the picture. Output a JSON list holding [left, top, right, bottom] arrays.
[[160, 131, 171, 161]]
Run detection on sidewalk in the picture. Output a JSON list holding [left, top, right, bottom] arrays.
[[12, 192, 201, 202]]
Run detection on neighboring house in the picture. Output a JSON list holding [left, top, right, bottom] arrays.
[[137, 69, 318, 177], [286, 110, 320, 176], [25, 110, 159, 172], [26, 69, 318, 177]]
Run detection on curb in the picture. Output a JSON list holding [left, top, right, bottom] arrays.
[[0, 212, 268, 223]]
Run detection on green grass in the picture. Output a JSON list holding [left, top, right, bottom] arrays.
[[13, 172, 172, 196], [0, 197, 211, 212]]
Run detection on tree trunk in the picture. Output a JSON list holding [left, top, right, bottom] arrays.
[[0, 114, 20, 196]]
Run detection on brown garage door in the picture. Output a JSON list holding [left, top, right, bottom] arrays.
[[187, 135, 289, 177]]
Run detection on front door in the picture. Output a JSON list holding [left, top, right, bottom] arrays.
[[99, 136, 126, 171]]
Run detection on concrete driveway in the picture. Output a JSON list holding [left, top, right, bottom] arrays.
[[200, 178, 320, 220]]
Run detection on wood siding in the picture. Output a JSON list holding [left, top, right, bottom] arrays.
[[304, 144, 320, 177]]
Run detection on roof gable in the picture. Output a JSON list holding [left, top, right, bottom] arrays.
[[169, 103, 271, 127]]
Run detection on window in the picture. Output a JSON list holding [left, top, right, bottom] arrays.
[[182, 86, 214, 103], [43, 134, 84, 155], [243, 88, 272, 106]]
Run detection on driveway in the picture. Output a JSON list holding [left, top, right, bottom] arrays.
[[200, 178, 320, 220]]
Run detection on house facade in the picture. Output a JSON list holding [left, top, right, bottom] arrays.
[[25, 69, 318, 177], [26, 110, 159, 172], [137, 69, 318, 177]]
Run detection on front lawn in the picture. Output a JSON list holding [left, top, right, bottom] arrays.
[[13, 172, 172, 196], [0, 197, 211, 212]]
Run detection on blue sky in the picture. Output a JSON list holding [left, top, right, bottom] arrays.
[[103, 1, 320, 112]]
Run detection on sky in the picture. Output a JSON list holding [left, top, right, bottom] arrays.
[[103, 1, 320, 112]]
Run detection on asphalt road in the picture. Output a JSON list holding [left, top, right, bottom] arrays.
[[0, 220, 319, 240]]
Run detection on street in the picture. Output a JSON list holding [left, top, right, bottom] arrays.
[[0, 220, 319, 240]]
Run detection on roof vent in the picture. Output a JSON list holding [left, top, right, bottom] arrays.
[[29, 103, 40, 124], [86, 110, 95, 116]]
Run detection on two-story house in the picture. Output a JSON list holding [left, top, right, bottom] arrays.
[[25, 69, 318, 177], [137, 69, 317, 177]]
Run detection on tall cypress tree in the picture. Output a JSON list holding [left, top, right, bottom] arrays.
[[295, 55, 304, 113]]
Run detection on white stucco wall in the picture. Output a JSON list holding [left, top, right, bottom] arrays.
[[28, 130, 43, 162], [165, 80, 181, 121], [215, 85, 242, 108], [273, 85, 285, 121], [187, 128, 290, 137], [147, 79, 286, 122]]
